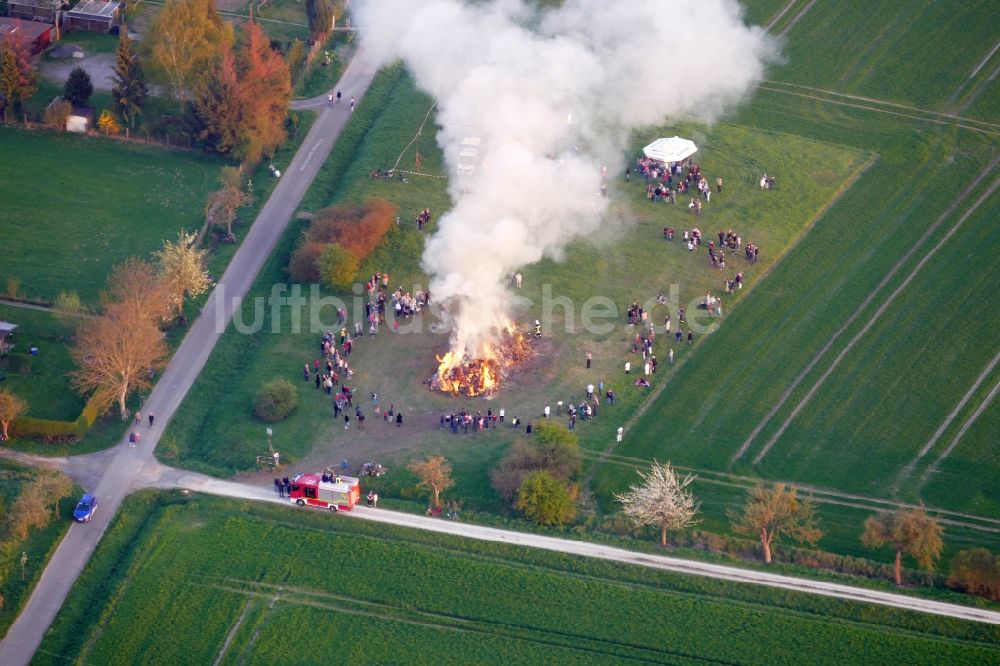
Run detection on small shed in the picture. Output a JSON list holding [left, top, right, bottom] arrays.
[[0, 322, 17, 355], [6, 0, 61, 22], [64, 0, 121, 32], [0, 17, 54, 54], [66, 105, 94, 133]]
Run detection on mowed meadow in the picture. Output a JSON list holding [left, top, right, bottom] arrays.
[[35, 493, 1000, 665], [0, 128, 221, 306]]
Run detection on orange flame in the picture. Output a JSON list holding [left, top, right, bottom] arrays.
[[432, 325, 532, 397]]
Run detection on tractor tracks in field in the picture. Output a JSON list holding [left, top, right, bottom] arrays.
[[733, 156, 1000, 466], [758, 82, 1000, 136], [894, 348, 1000, 492], [194, 578, 707, 664]]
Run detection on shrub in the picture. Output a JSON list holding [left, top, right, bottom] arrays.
[[948, 548, 1000, 600], [515, 471, 576, 526], [43, 98, 73, 129], [317, 243, 359, 289], [287, 240, 325, 283], [98, 110, 122, 135], [288, 200, 397, 282], [254, 378, 298, 422], [491, 423, 582, 500]]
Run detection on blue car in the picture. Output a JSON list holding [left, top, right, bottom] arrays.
[[73, 493, 98, 523]]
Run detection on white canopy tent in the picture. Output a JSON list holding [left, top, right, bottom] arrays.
[[642, 136, 698, 163]]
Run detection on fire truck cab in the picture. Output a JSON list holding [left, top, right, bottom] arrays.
[[288, 473, 360, 512]]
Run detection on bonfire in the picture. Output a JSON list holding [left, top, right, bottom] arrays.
[[430, 325, 534, 397]]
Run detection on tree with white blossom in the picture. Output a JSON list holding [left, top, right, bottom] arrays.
[[616, 461, 699, 548]]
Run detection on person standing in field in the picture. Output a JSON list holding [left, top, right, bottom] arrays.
[[586, 351, 592, 369], [716, 176, 723, 193], [616, 426, 624, 443]]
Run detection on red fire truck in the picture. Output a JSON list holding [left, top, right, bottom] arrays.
[[288, 473, 361, 511]]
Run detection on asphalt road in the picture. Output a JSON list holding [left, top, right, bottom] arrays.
[[0, 49, 380, 666]]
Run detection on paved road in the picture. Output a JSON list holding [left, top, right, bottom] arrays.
[[0, 49, 381, 666]]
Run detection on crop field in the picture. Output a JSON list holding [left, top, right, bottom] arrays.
[[34, 493, 1000, 665], [158, 0, 1000, 583], [0, 128, 221, 306]]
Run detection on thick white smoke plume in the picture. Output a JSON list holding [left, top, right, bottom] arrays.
[[354, 0, 776, 361]]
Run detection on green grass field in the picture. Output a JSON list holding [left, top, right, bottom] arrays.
[[34, 492, 1000, 665], [0, 128, 222, 306]]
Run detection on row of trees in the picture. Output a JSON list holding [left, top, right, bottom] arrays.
[[71, 232, 210, 420], [406, 445, 986, 594], [143, 0, 292, 161]]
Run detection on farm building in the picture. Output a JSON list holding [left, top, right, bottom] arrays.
[[0, 16, 53, 54], [5, 0, 61, 22], [66, 105, 94, 133], [64, 0, 120, 32], [0, 322, 17, 355]]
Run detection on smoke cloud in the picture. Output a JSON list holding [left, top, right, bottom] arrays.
[[354, 0, 776, 360]]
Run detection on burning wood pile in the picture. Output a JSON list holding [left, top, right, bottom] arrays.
[[430, 326, 534, 397]]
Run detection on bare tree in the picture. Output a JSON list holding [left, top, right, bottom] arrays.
[[408, 456, 455, 509], [155, 230, 211, 323], [616, 461, 699, 547], [106, 257, 172, 324], [71, 303, 167, 420], [0, 388, 28, 441], [7, 482, 50, 540], [730, 483, 822, 564], [205, 167, 251, 242], [33, 470, 74, 520], [862, 507, 943, 586]]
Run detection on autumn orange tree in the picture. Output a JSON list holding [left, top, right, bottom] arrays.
[[0, 388, 28, 441], [105, 257, 172, 324], [205, 166, 252, 242], [730, 483, 822, 564], [187, 20, 291, 163], [862, 507, 943, 586], [408, 456, 455, 509], [287, 200, 397, 282], [72, 260, 169, 420]]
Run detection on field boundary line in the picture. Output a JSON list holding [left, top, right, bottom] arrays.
[[895, 348, 1000, 488], [751, 173, 1000, 465], [733, 155, 1000, 465], [764, 80, 1000, 130], [949, 39, 1000, 104], [764, 0, 799, 33], [776, 0, 818, 39], [590, 452, 1000, 534], [757, 86, 1000, 136], [917, 375, 1000, 492]]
